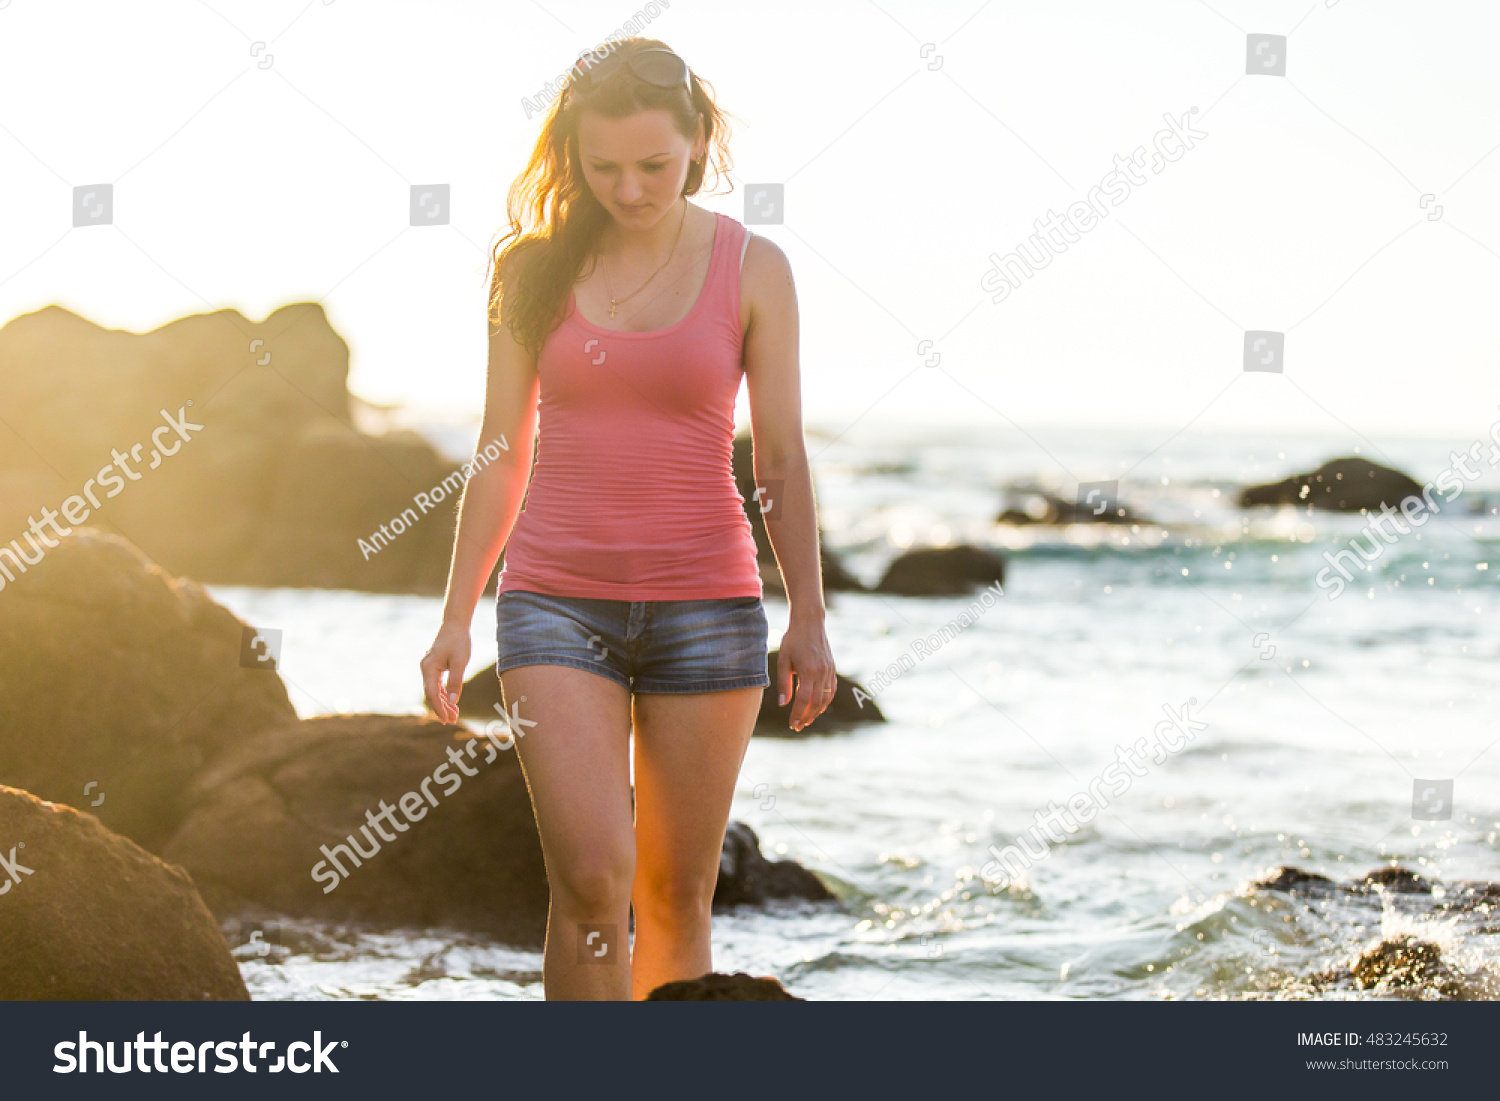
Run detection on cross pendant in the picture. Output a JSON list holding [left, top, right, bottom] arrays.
[[608, 300, 618, 319]]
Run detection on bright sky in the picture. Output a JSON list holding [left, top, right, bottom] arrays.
[[3, 0, 1498, 445]]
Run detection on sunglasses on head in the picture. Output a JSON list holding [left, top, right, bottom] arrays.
[[568, 46, 691, 94]]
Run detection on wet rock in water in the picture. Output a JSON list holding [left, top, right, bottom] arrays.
[[1247, 866, 1339, 896], [731, 434, 863, 594], [159, 714, 551, 948], [1240, 457, 1423, 513], [0, 785, 248, 1000], [755, 649, 885, 736], [874, 545, 1006, 596], [1438, 880, 1500, 915], [1350, 936, 1447, 991], [1355, 865, 1433, 895], [995, 488, 1144, 526], [715, 822, 833, 908], [0, 530, 298, 852], [645, 971, 804, 1000], [0, 303, 468, 594]]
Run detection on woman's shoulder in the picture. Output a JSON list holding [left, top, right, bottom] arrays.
[[738, 225, 791, 283]]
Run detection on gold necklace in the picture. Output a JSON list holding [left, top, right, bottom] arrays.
[[600, 199, 688, 319]]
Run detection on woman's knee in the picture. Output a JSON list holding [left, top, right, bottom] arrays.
[[551, 842, 636, 915], [633, 870, 716, 925]]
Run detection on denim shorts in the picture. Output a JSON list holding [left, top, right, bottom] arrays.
[[494, 589, 771, 694]]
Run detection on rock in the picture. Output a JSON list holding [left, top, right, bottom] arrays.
[[159, 714, 551, 948], [731, 435, 863, 594], [874, 545, 1006, 596], [996, 489, 1142, 525], [160, 714, 828, 944], [1355, 865, 1432, 895], [1240, 457, 1423, 513], [715, 821, 833, 908], [645, 971, 804, 1000], [0, 303, 470, 593], [1350, 936, 1447, 990], [248, 419, 463, 592], [0, 530, 297, 852], [1253, 864, 1500, 918], [458, 663, 507, 719], [755, 649, 885, 735], [1439, 880, 1500, 914], [463, 654, 887, 736], [1247, 866, 1339, 895], [0, 785, 248, 1000]]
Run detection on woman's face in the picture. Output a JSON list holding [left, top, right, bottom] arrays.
[[576, 108, 704, 228]]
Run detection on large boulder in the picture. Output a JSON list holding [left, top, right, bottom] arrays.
[[1240, 457, 1423, 513], [0, 786, 248, 1000], [0, 303, 469, 593], [715, 822, 833, 907], [160, 716, 832, 943], [0, 530, 297, 852], [159, 714, 552, 948], [874, 545, 1006, 596], [248, 419, 462, 592]]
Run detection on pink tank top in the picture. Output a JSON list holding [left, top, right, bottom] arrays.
[[495, 210, 763, 601]]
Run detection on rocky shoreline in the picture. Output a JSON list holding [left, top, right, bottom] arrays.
[[0, 530, 826, 1000]]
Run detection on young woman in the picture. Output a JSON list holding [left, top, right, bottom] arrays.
[[419, 38, 836, 1000]]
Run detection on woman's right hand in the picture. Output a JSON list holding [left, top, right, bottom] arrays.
[[421, 621, 472, 725]]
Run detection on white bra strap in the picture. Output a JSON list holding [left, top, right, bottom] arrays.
[[740, 230, 752, 271]]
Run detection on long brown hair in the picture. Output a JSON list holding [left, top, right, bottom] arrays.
[[488, 38, 735, 356]]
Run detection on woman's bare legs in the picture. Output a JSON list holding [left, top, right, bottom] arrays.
[[628, 686, 764, 999], [500, 665, 634, 1000]]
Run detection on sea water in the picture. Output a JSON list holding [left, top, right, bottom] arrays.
[[210, 423, 1500, 1000]]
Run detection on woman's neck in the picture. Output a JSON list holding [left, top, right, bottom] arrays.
[[600, 197, 689, 259]]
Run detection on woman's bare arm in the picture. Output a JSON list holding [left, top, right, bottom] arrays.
[[421, 262, 540, 722], [741, 234, 836, 730]]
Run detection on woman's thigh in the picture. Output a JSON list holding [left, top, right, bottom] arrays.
[[499, 664, 634, 890], [630, 687, 764, 896]]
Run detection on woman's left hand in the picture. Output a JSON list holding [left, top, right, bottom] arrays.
[[775, 616, 837, 732]]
